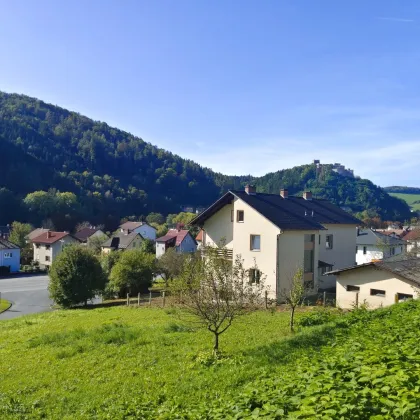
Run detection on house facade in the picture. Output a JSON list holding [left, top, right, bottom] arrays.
[[119, 222, 156, 241], [156, 229, 197, 258], [74, 227, 106, 245], [191, 186, 360, 299], [329, 259, 420, 309], [0, 238, 20, 273], [32, 231, 80, 269], [356, 229, 406, 265], [101, 232, 143, 254], [401, 230, 420, 257]]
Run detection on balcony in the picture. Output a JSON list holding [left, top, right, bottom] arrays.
[[202, 248, 233, 260]]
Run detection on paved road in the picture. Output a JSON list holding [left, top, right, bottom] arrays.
[[0, 275, 52, 320]]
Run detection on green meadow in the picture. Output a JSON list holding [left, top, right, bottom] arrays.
[[389, 192, 420, 212]]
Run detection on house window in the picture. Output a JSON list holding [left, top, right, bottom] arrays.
[[45, 256, 50, 262], [370, 288, 385, 297], [326, 234, 333, 249], [346, 285, 360, 292], [231, 210, 234, 222], [304, 249, 314, 273], [4, 252, 12, 258], [45, 245, 51, 250], [250, 235, 261, 251], [363, 246, 367, 255], [397, 293, 413, 301], [237, 210, 244, 222], [249, 268, 261, 284]]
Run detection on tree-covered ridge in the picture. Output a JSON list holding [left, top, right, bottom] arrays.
[[0, 91, 411, 228], [384, 186, 420, 194]]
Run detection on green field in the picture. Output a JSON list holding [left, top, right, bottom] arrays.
[[390, 192, 420, 212], [0, 298, 11, 314], [1, 303, 420, 419]]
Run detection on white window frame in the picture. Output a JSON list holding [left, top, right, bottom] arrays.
[[250, 234, 261, 251], [4, 252, 12, 258], [326, 234, 333, 249], [237, 210, 244, 223]]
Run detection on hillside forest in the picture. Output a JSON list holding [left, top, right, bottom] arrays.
[[0, 92, 412, 231]]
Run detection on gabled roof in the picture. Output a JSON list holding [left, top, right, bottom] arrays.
[[120, 221, 156, 231], [74, 227, 102, 242], [0, 238, 20, 250], [102, 231, 142, 249], [356, 229, 406, 246], [326, 258, 420, 287], [191, 191, 360, 231], [25, 228, 50, 241], [156, 229, 196, 246], [31, 231, 76, 244], [196, 229, 204, 242]]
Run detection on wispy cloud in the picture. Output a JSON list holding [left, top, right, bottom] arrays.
[[376, 17, 414, 23]]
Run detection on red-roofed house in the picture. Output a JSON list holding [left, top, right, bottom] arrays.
[[156, 229, 197, 258], [402, 229, 420, 256], [119, 221, 156, 241], [32, 231, 80, 269]]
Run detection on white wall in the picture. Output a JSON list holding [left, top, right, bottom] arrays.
[[134, 224, 156, 241], [34, 236, 79, 268], [203, 203, 234, 248], [356, 244, 404, 265], [156, 242, 166, 258], [319, 225, 357, 289], [336, 266, 418, 309]]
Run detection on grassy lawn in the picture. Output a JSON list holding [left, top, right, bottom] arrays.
[[0, 306, 301, 418], [1, 302, 420, 418], [0, 298, 11, 314], [389, 192, 420, 211]]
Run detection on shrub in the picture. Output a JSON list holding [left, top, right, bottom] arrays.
[[49, 245, 106, 308], [298, 307, 339, 327]]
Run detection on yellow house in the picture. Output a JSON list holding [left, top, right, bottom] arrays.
[[191, 185, 360, 300], [328, 258, 420, 309]]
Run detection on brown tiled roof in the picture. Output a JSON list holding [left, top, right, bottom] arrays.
[[74, 227, 101, 242], [120, 221, 143, 231], [402, 230, 420, 241], [196, 229, 203, 242], [31, 231, 73, 244], [101, 231, 141, 249], [156, 229, 193, 246], [25, 228, 50, 241]]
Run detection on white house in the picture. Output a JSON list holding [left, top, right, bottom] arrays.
[[156, 229, 197, 258], [356, 229, 406, 265], [401, 229, 420, 256], [328, 258, 420, 309], [32, 231, 80, 269], [190, 186, 360, 299], [120, 221, 156, 241], [0, 238, 20, 273]]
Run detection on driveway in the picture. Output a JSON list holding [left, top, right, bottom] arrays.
[[0, 274, 52, 320]]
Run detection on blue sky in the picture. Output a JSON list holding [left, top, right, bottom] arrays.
[[1, 0, 420, 186]]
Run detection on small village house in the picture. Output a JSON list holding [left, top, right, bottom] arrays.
[[401, 229, 420, 257], [74, 227, 107, 245], [328, 258, 420, 309], [32, 231, 80, 269], [356, 229, 406, 265], [101, 231, 143, 254], [0, 238, 20, 273], [190, 185, 360, 299], [25, 228, 50, 243], [156, 229, 197, 258], [119, 221, 156, 241]]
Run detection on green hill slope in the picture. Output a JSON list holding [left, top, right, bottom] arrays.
[[0, 301, 419, 418], [0, 91, 411, 228]]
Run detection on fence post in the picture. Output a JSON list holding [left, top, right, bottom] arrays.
[[126, 293, 129, 306], [149, 291, 152, 306], [265, 290, 268, 309], [394, 293, 398, 304], [138, 293, 141, 307], [323, 291, 326, 307], [355, 292, 359, 308], [162, 291, 166, 308]]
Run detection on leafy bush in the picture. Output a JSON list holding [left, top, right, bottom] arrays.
[[48, 245, 106, 307], [298, 307, 339, 327]]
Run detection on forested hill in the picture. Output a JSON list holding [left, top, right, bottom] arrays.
[[0, 92, 411, 229], [384, 186, 420, 194]]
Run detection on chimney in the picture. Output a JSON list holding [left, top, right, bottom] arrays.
[[47, 231, 51, 238], [280, 188, 288, 199], [245, 184, 256, 195], [303, 191, 312, 201]]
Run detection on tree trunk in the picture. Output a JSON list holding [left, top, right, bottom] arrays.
[[213, 332, 219, 352], [290, 306, 295, 332]]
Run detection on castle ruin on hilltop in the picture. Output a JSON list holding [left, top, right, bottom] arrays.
[[313, 160, 355, 178]]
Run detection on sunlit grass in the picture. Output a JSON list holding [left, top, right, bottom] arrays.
[[0, 298, 11, 314]]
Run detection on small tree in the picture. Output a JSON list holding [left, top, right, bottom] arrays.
[[88, 233, 109, 254], [282, 268, 306, 332], [140, 238, 156, 254], [9, 221, 33, 264], [172, 246, 266, 353], [156, 248, 186, 287], [108, 250, 155, 295], [146, 212, 165, 225], [49, 245, 106, 308]]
